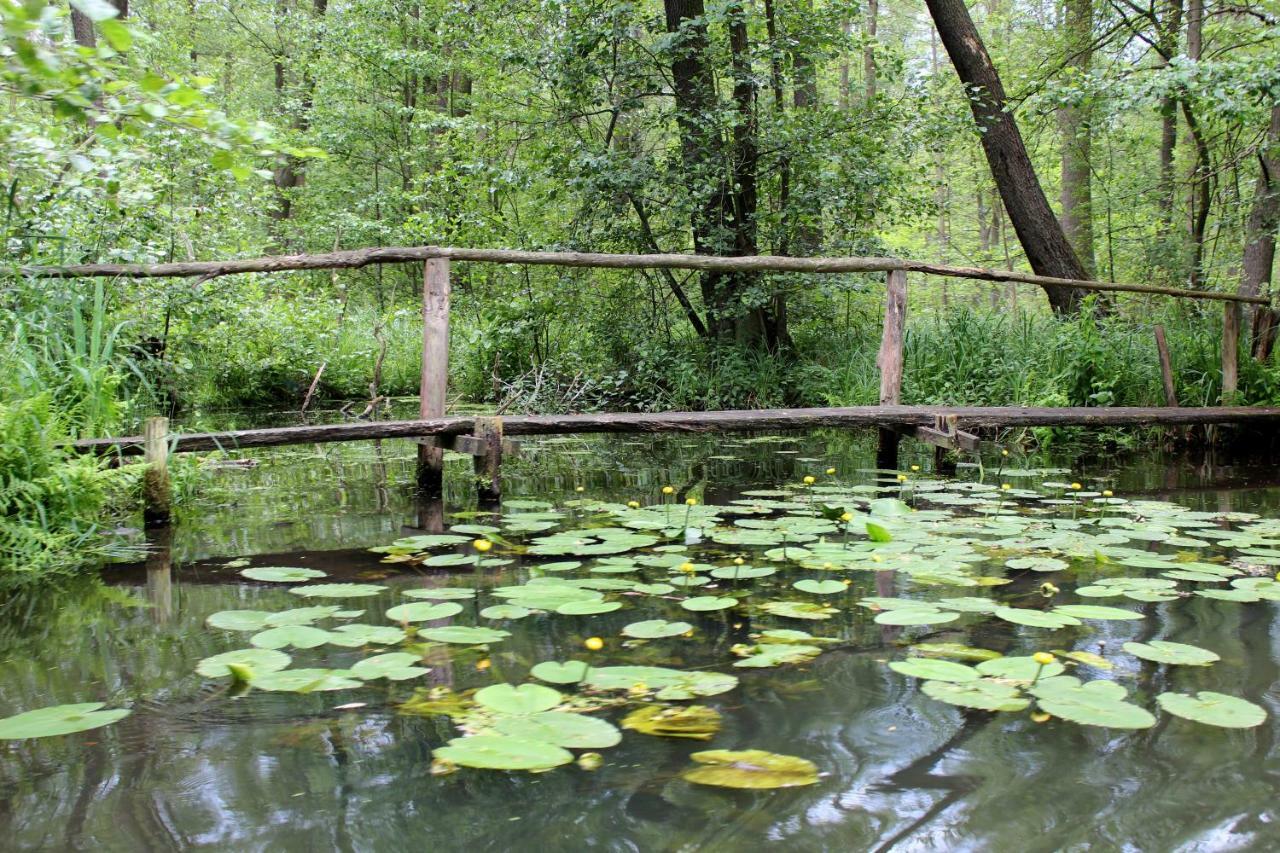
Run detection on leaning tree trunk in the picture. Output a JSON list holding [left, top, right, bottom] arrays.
[[1243, 105, 1280, 360], [924, 0, 1089, 313]]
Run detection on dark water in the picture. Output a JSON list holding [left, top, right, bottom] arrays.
[[3, 425, 1280, 851]]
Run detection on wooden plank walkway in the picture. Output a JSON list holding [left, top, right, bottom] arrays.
[[76, 405, 1280, 456]]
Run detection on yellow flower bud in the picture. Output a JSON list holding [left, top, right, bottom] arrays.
[[678, 562, 696, 574], [871, 554, 882, 563], [825, 467, 836, 475], [1070, 482, 1082, 490], [473, 539, 493, 553], [577, 752, 604, 771], [897, 474, 908, 482], [823, 562, 834, 570], [803, 475, 816, 485], [1039, 582, 1060, 596], [733, 557, 745, 565], [1031, 711, 1051, 724], [840, 512, 852, 522], [475, 658, 491, 671], [1033, 652, 1055, 666], [1001, 483, 1011, 491], [575, 486, 585, 493], [1102, 489, 1113, 498], [662, 485, 675, 495], [627, 500, 640, 508], [584, 637, 604, 651], [910, 465, 920, 472], [1001, 449, 1009, 457], [842, 578, 852, 586], [685, 497, 697, 506]]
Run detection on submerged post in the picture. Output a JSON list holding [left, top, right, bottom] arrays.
[[1223, 302, 1240, 402], [417, 258, 451, 495], [474, 416, 503, 504], [876, 270, 907, 468], [142, 416, 171, 527]]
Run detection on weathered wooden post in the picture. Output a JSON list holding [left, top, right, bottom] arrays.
[[876, 269, 907, 469], [145, 524, 173, 623], [142, 416, 171, 527], [1223, 302, 1240, 402], [417, 257, 451, 496], [1153, 325, 1178, 406], [473, 416, 504, 504]]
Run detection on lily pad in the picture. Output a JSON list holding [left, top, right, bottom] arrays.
[[555, 599, 623, 616], [759, 601, 839, 620], [623, 619, 693, 639], [385, 602, 465, 622], [1156, 691, 1267, 728], [402, 587, 477, 601], [475, 683, 562, 715], [1031, 678, 1155, 729], [492, 712, 621, 748], [239, 566, 327, 583], [681, 749, 819, 789], [206, 610, 274, 632], [530, 660, 591, 684], [195, 648, 291, 679], [0, 704, 132, 740], [480, 604, 534, 620], [889, 659, 980, 682], [975, 656, 1065, 681], [350, 652, 429, 681], [681, 596, 738, 612], [921, 678, 1029, 712], [793, 579, 847, 595], [290, 583, 387, 599], [250, 625, 332, 650], [251, 669, 363, 692], [993, 607, 1081, 629], [327, 624, 407, 647], [1052, 604, 1143, 621], [433, 735, 573, 771], [1123, 641, 1220, 666], [622, 705, 722, 740], [874, 608, 958, 626], [418, 626, 511, 645]]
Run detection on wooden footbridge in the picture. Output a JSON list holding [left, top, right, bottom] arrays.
[[19, 245, 1276, 523]]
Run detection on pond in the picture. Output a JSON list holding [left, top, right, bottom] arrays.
[[2, 424, 1280, 850]]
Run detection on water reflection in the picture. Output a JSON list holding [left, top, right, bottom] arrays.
[[1, 431, 1280, 849]]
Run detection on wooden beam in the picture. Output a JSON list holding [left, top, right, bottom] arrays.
[[416, 258, 450, 496], [13, 245, 1269, 304], [142, 416, 171, 527], [1153, 325, 1178, 406], [876, 269, 907, 469], [74, 406, 1280, 456], [473, 416, 503, 504]]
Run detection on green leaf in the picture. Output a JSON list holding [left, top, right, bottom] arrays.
[[1123, 641, 1220, 666], [793, 579, 847, 595], [206, 610, 273, 632], [327, 624, 407, 647], [622, 619, 693, 639], [890, 659, 980, 682], [921, 678, 1029, 712], [874, 608, 958, 626], [0, 704, 131, 739], [480, 604, 533, 620], [1051, 604, 1143, 621], [240, 566, 326, 583], [385, 602, 464, 622], [865, 521, 893, 542], [911, 642, 1003, 662], [418, 626, 510, 644], [402, 587, 476, 600], [1032, 679, 1156, 729], [289, 583, 386, 599], [975, 656, 1065, 681], [70, 0, 121, 22], [251, 669, 362, 692], [1157, 691, 1267, 728], [350, 653, 429, 681], [98, 19, 132, 51], [555, 599, 622, 615], [993, 607, 1081, 629], [492, 712, 621, 748], [621, 704, 721, 739], [530, 660, 590, 684], [475, 683, 562, 715], [433, 735, 573, 771], [195, 648, 290, 679], [250, 625, 331, 649], [681, 749, 819, 789], [681, 596, 738, 612], [759, 600, 840, 620]]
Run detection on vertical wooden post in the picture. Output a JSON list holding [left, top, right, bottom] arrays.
[[1222, 302, 1240, 402], [876, 269, 907, 468], [417, 258, 451, 495], [142, 416, 171, 527], [1153, 325, 1178, 406], [474, 416, 503, 505], [145, 525, 173, 624]]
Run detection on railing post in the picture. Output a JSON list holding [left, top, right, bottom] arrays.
[[876, 269, 907, 469], [1223, 302, 1240, 402], [1153, 325, 1178, 406], [417, 258, 450, 496], [142, 416, 171, 527], [473, 416, 503, 504]]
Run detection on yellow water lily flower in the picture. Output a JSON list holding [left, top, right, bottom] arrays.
[[473, 539, 493, 553], [803, 476, 816, 485], [825, 467, 836, 475], [685, 497, 697, 506], [662, 485, 675, 495], [584, 637, 604, 651], [1033, 652, 1055, 666]]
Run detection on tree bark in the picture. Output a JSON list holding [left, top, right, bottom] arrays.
[[924, 0, 1088, 312], [1058, 0, 1095, 277], [1244, 105, 1280, 360], [864, 0, 878, 102]]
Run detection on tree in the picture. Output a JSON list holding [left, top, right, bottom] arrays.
[[924, 0, 1089, 312], [1244, 106, 1280, 360], [1058, 0, 1095, 277]]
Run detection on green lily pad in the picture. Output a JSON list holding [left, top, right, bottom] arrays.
[[0, 703, 132, 740], [681, 596, 738, 612], [1052, 604, 1143, 621], [975, 656, 1066, 681], [584, 665, 738, 698], [921, 678, 1030, 712], [681, 749, 819, 789], [709, 565, 776, 580], [418, 626, 511, 645], [911, 642, 1003, 662], [195, 648, 291, 679], [889, 659, 980, 682], [327, 624, 408, 647], [530, 660, 591, 684], [239, 566, 327, 583], [433, 735, 573, 771], [793, 579, 847, 595], [874, 608, 958, 626], [734, 644, 824, 668], [555, 599, 622, 616], [759, 601, 839, 620], [480, 604, 534, 620], [350, 653, 429, 681], [402, 587, 477, 601], [623, 619, 693, 639], [289, 583, 387, 599], [492, 712, 621, 748], [206, 610, 274, 632], [264, 606, 346, 627], [1031, 679, 1155, 729], [1123, 640, 1220, 666], [475, 683, 562, 715], [993, 607, 1081, 629], [385, 602, 465, 622], [251, 669, 363, 692], [1156, 691, 1267, 728], [250, 625, 332, 650]]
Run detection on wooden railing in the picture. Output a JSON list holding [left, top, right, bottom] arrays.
[[19, 245, 1272, 521]]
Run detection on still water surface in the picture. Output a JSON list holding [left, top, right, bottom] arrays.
[[2, 425, 1279, 851]]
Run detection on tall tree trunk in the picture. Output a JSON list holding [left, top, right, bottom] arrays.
[[791, 0, 822, 260], [1244, 106, 1280, 360], [1058, 0, 1095, 277], [864, 0, 878, 102], [270, 0, 325, 230], [839, 20, 851, 110], [1156, 0, 1183, 275], [1182, 0, 1210, 288], [924, 0, 1088, 312]]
